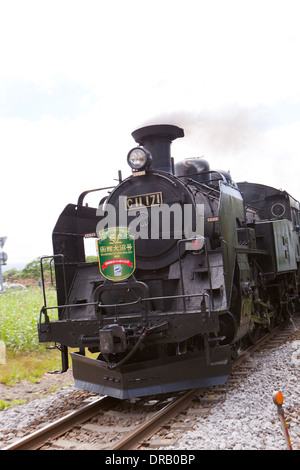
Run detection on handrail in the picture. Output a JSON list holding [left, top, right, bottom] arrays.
[[77, 186, 115, 206], [40, 255, 67, 308], [39, 291, 212, 318]]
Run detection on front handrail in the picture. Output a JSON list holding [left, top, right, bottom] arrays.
[[77, 186, 115, 206], [40, 255, 68, 308], [39, 291, 212, 319]]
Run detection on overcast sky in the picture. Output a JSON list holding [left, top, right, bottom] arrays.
[[1, 0, 300, 269]]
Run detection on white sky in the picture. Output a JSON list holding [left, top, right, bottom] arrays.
[[1, 0, 300, 269]]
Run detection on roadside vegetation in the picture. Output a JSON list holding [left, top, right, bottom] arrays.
[[0, 258, 62, 390]]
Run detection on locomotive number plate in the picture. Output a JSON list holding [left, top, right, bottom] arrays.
[[125, 192, 163, 210]]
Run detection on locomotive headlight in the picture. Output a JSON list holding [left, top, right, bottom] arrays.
[[127, 147, 152, 170]]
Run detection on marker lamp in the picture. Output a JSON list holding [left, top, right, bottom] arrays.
[[127, 147, 152, 170]]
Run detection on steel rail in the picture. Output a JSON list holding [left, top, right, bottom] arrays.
[[112, 325, 286, 450], [3, 396, 118, 451], [111, 389, 197, 450], [3, 320, 294, 451]]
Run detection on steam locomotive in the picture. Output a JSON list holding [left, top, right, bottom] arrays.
[[38, 124, 300, 399]]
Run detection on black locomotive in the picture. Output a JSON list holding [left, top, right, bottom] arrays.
[[38, 124, 300, 399]]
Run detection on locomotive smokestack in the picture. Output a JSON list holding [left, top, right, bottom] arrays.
[[131, 124, 184, 173]]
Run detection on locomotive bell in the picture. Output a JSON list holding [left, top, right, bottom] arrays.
[[131, 124, 184, 173]]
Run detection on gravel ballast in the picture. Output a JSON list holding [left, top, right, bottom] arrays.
[[1, 323, 300, 450], [163, 334, 300, 450]]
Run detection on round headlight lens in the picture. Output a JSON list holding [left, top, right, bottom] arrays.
[[127, 147, 151, 170]]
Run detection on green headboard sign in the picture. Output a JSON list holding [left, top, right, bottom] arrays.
[[97, 227, 135, 281]]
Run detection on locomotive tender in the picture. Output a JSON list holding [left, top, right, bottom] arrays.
[[38, 124, 300, 399]]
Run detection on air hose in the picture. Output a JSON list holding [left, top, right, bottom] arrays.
[[108, 328, 147, 370]]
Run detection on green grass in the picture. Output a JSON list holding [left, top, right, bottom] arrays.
[[0, 287, 60, 385], [0, 349, 63, 385], [0, 287, 57, 352], [0, 398, 26, 411]]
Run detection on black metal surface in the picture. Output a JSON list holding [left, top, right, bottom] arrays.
[[106, 170, 195, 270], [131, 124, 184, 173], [71, 345, 231, 399], [38, 300, 219, 349], [38, 122, 300, 400]]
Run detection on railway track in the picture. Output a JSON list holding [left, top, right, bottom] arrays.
[[3, 389, 198, 450], [3, 395, 117, 450], [3, 317, 300, 451]]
